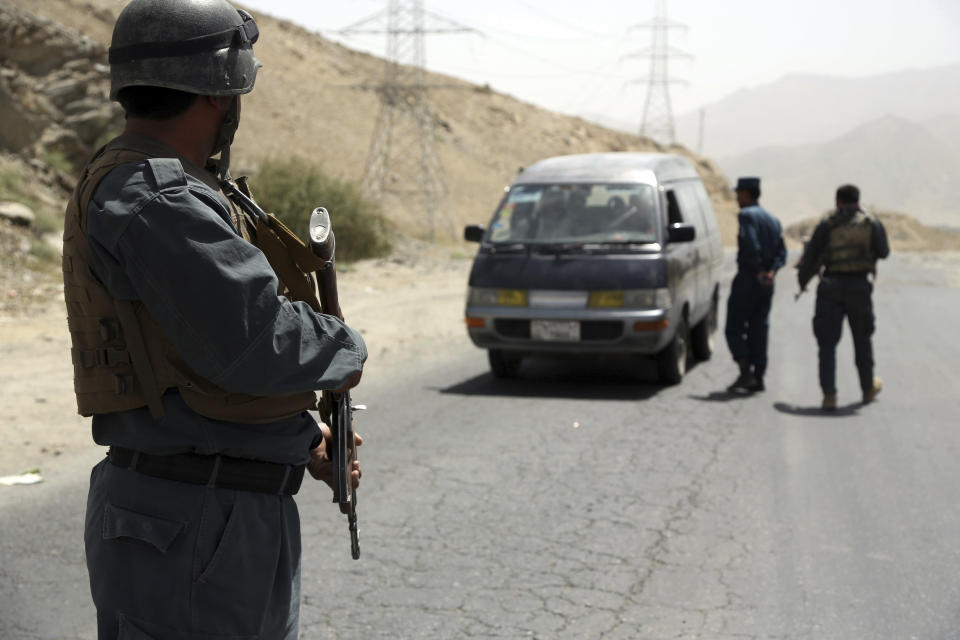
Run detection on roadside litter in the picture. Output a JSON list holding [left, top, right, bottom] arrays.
[[0, 469, 43, 486]]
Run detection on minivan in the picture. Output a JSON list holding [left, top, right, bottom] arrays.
[[463, 152, 724, 384]]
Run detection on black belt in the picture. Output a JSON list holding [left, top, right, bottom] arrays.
[[107, 446, 305, 495], [823, 271, 870, 278]]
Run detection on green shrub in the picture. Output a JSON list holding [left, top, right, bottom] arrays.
[[1, 169, 64, 236], [33, 208, 62, 234], [1, 169, 43, 212], [251, 159, 392, 262], [43, 150, 75, 175], [29, 237, 58, 262], [0, 169, 33, 206]]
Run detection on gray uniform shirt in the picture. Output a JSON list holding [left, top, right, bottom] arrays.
[[84, 148, 367, 465]]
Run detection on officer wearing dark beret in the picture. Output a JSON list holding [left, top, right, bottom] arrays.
[[725, 177, 787, 393]]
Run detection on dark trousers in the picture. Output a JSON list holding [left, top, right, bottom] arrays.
[[725, 273, 774, 377], [86, 459, 302, 640], [813, 275, 876, 394]]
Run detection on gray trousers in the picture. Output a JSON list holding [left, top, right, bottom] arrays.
[[85, 458, 301, 640]]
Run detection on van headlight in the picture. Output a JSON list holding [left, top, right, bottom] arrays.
[[468, 287, 528, 306], [589, 288, 671, 309]]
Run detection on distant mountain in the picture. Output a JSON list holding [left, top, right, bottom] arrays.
[[717, 114, 960, 226], [676, 64, 960, 158]]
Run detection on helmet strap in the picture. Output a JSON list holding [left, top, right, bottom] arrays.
[[211, 96, 241, 181]]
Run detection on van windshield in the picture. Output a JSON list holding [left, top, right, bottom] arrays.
[[486, 183, 660, 245]]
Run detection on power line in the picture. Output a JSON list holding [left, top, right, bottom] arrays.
[[514, 0, 612, 38]]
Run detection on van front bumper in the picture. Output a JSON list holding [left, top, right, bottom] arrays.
[[464, 305, 674, 355]]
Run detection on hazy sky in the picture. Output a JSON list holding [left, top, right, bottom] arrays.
[[242, 0, 960, 131]]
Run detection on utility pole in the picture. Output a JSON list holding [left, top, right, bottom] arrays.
[[697, 107, 705, 155], [623, 0, 691, 145], [338, 2, 474, 241]]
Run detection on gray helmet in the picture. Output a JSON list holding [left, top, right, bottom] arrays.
[[108, 0, 261, 100]]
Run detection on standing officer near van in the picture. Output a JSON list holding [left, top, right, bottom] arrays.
[[62, 1, 366, 638], [725, 177, 786, 393], [797, 184, 889, 410]]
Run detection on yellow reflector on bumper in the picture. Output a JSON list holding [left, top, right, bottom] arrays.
[[497, 289, 528, 306], [465, 316, 485, 328], [588, 291, 624, 308]]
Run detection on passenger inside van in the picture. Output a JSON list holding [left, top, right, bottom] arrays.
[[607, 192, 657, 235]]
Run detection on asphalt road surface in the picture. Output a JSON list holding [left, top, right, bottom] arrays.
[[2, 252, 959, 640]]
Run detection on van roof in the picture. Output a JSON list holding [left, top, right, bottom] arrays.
[[515, 152, 699, 185]]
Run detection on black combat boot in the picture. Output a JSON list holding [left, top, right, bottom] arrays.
[[726, 359, 757, 393], [744, 365, 765, 392]]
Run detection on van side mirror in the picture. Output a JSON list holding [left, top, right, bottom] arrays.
[[464, 224, 485, 243], [667, 223, 696, 243]]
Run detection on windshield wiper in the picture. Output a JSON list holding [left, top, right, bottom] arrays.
[[533, 240, 659, 254], [530, 242, 587, 254], [487, 242, 531, 254]]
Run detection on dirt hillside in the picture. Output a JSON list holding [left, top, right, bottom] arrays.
[[1, 0, 739, 243]]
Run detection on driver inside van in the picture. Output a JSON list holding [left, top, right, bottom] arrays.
[[608, 192, 657, 235], [534, 191, 572, 239]]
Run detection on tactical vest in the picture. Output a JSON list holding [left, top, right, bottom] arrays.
[[823, 209, 876, 274], [63, 136, 329, 423]]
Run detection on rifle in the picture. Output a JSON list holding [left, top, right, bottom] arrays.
[[309, 207, 361, 560], [220, 177, 268, 225], [221, 179, 361, 559]]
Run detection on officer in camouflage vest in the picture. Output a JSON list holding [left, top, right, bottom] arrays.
[[797, 184, 889, 411], [63, 1, 366, 637]]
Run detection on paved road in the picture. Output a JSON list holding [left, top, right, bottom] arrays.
[[3, 252, 960, 639]]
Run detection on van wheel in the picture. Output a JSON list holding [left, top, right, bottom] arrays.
[[488, 350, 522, 378], [691, 295, 718, 361], [657, 316, 689, 385]]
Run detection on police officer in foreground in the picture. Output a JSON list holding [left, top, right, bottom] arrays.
[[725, 177, 787, 393], [62, 1, 366, 637], [797, 184, 889, 411]]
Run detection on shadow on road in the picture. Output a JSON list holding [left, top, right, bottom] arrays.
[[772, 401, 861, 417], [689, 390, 756, 403], [438, 355, 666, 401]]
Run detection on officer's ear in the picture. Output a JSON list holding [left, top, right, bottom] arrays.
[[205, 95, 234, 114]]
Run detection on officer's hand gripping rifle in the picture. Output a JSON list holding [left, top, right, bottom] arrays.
[[309, 207, 361, 560], [221, 179, 361, 559]]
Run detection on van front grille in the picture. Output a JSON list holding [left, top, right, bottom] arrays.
[[581, 321, 623, 340], [494, 319, 530, 339]]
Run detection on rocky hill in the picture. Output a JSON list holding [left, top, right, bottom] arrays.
[[0, 0, 738, 245], [0, 3, 122, 206]]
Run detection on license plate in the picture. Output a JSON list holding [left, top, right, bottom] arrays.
[[531, 320, 580, 342]]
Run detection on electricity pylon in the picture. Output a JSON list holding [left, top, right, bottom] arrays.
[[622, 0, 691, 144], [339, 2, 474, 241]]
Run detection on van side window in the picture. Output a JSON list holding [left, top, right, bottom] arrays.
[[691, 181, 719, 236], [675, 183, 709, 238]]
